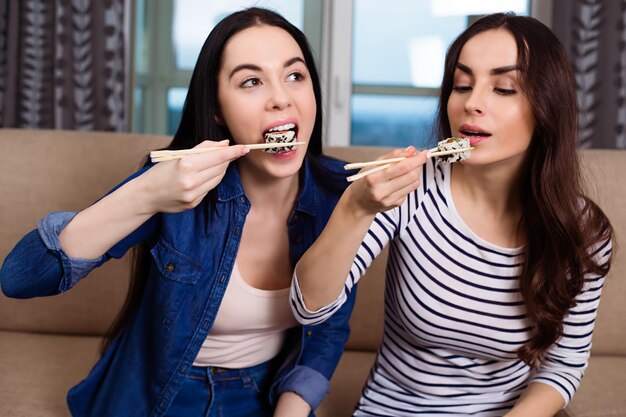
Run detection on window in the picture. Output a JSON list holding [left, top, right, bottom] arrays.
[[133, 0, 546, 148], [329, 0, 531, 147], [132, 0, 310, 136]]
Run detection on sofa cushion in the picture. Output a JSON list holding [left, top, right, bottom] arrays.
[[560, 356, 626, 417], [0, 330, 100, 417]]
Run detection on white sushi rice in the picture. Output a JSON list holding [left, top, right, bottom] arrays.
[[437, 137, 471, 163], [263, 130, 296, 153]]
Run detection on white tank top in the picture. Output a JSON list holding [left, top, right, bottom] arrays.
[[193, 263, 298, 368]]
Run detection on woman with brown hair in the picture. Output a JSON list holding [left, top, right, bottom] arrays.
[[291, 13, 613, 416]]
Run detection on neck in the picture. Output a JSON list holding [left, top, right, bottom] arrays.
[[454, 163, 523, 210], [238, 165, 300, 212], [450, 159, 527, 245]]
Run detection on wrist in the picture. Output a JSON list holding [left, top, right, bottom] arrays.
[[341, 185, 378, 222], [126, 174, 159, 217]]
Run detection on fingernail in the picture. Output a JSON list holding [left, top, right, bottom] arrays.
[[242, 147, 250, 155], [405, 146, 416, 155], [426, 152, 433, 158]]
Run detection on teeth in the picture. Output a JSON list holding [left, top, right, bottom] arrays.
[[268, 123, 295, 132]]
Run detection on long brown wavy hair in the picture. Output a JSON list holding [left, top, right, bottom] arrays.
[[437, 13, 613, 368]]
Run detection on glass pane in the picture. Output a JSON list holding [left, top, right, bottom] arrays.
[[167, 88, 188, 135], [173, 0, 305, 70], [352, 0, 529, 87], [351, 94, 439, 148], [132, 86, 144, 133], [134, 0, 147, 75]]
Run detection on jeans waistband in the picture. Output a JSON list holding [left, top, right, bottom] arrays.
[[189, 359, 275, 382]]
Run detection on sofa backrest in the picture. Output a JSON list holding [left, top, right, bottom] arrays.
[[0, 129, 624, 357], [576, 150, 626, 355], [0, 129, 170, 336]]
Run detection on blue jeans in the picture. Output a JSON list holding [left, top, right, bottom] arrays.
[[165, 360, 275, 417]]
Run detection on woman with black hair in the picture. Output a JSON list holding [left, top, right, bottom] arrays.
[[292, 13, 613, 417], [1, 7, 356, 417]]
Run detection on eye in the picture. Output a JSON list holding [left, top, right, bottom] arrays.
[[287, 71, 304, 82], [452, 85, 472, 93], [495, 87, 516, 95], [240, 78, 261, 88]]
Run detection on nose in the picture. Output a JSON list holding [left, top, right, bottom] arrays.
[[464, 86, 485, 115], [266, 81, 292, 111]]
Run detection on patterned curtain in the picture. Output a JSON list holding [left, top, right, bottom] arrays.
[[553, 0, 626, 149], [0, 0, 129, 131]]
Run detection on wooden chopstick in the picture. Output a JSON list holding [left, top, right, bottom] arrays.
[[347, 164, 393, 182], [345, 146, 474, 182], [150, 142, 306, 162], [344, 146, 438, 170]]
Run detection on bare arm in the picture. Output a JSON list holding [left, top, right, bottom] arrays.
[[295, 147, 427, 311], [504, 382, 564, 417], [60, 140, 249, 259], [273, 392, 311, 417]]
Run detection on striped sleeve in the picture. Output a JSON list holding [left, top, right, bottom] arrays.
[[292, 162, 432, 325], [291, 207, 400, 325], [530, 237, 613, 405]]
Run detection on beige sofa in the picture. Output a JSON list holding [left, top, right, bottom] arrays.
[[0, 128, 624, 417]]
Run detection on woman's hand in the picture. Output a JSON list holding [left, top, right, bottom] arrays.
[[345, 146, 428, 218], [273, 392, 311, 417], [138, 140, 249, 215]]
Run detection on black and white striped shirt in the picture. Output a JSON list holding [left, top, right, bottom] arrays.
[[292, 160, 611, 416]]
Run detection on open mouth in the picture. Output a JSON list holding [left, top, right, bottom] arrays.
[[460, 130, 490, 137], [263, 123, 297, 153], [460, 129, 491, 140]]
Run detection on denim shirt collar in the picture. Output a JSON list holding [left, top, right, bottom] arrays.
[[216, 157, 317, 217]]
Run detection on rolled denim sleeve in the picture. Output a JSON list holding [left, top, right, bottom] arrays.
[[37, 211, 108, 292], [274, 365, 330, 410], [1, 212, 106, 298]]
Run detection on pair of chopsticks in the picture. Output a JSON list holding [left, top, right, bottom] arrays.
[[344, 146, 473, 182], [150, 142, 306, 163]]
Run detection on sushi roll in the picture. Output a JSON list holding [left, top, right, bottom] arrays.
[[436, 137, 471, 163], [264, 123, 296, 153]]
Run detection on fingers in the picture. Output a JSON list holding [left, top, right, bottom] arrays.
[[176, 141, 249, 173], [349, 148, 427, 212], [365, 149, 427, 185], [194, 139, 231, 149]]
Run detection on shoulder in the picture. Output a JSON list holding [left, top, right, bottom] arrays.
[[314, 154, 349, 176], [307, 154, 351, 195]]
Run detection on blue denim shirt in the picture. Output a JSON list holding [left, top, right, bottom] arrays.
[[0, 156, 357, 417]]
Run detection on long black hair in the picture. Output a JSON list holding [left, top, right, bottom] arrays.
[[101, 7, 341, 354], [437, 13, 613, 367]]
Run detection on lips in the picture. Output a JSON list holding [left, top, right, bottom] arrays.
[[458, 124, 491, 146]]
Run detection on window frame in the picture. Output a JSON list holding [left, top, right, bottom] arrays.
[[131, 0, 554, 143], [321, 0, 553, 146]]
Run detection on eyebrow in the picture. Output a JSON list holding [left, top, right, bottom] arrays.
[[456, 62, 520, 76], [229, 57, 306, 79]]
